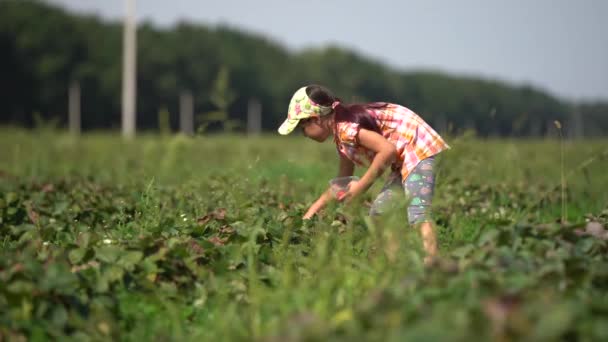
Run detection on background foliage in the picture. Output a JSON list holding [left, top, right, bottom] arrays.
[[1, 0, 607, 136]]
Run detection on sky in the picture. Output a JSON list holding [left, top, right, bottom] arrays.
[[47, 0, 608, 102]]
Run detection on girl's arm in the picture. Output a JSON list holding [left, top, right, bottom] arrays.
[[340, 128, 396, 201], [302, 153, 354, 219]]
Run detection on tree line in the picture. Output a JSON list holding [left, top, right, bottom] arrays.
[[1, 0, 606, 137]]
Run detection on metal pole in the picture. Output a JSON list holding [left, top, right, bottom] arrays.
[[122, 0, 137, 139]]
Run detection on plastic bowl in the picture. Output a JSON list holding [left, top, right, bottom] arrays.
[[329, 176, 360, 198]]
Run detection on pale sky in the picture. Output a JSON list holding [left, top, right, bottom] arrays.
[[47, 0, 608, 101]]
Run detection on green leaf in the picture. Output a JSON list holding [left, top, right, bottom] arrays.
[[117, 251, 143, 271], [40, 263, 78, 292], [477, 229, 499, 246], [69, 248, 87, 264], [51, 305, 68, 328], [77, 232, 92, 249], [451, 245, 474, 258], [532, 303, 574, 340], [52, 201, 69, 215], [5, 192, 18, 204], [140, 258, 158, 274], [7, 280, 35, 293], [96, 246, 121, 263], [101, 265, 125, 287]]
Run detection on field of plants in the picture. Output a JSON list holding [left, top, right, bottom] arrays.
[[1, 128, 607, 341]]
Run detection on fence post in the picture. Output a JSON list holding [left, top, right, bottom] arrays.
[[570, 109, 583, 139], [179, 90, 194, 136], [435, 114, 447, 135], [247, 98, 262, 136], [68, 80, 81, 136]]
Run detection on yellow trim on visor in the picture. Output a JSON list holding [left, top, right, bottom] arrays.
[[277, 118, 300, 135]]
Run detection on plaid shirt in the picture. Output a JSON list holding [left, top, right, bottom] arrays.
[[334, 103, 450, 180]]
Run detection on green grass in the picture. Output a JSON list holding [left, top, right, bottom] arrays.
[[1, 128, 607, 341]]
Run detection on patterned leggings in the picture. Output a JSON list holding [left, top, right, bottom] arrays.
[[369, 157, 436, 225]]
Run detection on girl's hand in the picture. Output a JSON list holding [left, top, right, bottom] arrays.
[[303, 188, 334, 219], [337, 180, 365, 202], [302, 211, 315, 220]]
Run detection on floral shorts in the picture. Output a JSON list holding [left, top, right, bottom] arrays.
[[369, 157, 436, 225]]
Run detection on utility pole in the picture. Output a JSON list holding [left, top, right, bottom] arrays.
[[122, 0, 137, 139]]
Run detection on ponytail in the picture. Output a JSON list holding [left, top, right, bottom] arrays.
[[333, 103, 383, 134], [306, 84, 388, 134]]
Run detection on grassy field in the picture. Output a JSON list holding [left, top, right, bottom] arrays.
[[1, 128, 607, 341]]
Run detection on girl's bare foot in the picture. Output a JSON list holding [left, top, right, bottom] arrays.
[[423, 255, 438, 267]]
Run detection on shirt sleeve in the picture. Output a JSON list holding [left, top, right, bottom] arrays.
[[336, 122, 360, 147]]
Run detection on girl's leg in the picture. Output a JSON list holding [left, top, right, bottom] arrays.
[[403, 157, 438, 262], [419, 222, 438, 263], [369, 170, 402, 216]]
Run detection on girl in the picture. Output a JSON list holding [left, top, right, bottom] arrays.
[[278, 85, 450, 262]]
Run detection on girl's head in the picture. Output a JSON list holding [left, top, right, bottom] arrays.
[[277, 85, 336, 141], [278, 85, 385, 142]]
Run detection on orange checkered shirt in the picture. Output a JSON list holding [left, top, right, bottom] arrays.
[[334, 103, 450, 180]]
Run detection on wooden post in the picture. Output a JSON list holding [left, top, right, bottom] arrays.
[[571, 109, 583, 139], [121, 0, 137, 139], [179, 90, 194, 136], [435, 114, 447, 135], [247, 98, 262, 136], [68, 80, 81, 136], [529, 119, 541, 137]]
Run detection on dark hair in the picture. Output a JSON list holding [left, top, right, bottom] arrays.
[[306, 84, 386, 134]]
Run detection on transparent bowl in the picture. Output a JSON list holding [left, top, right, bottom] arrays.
[[329, 176, 360, 198]]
